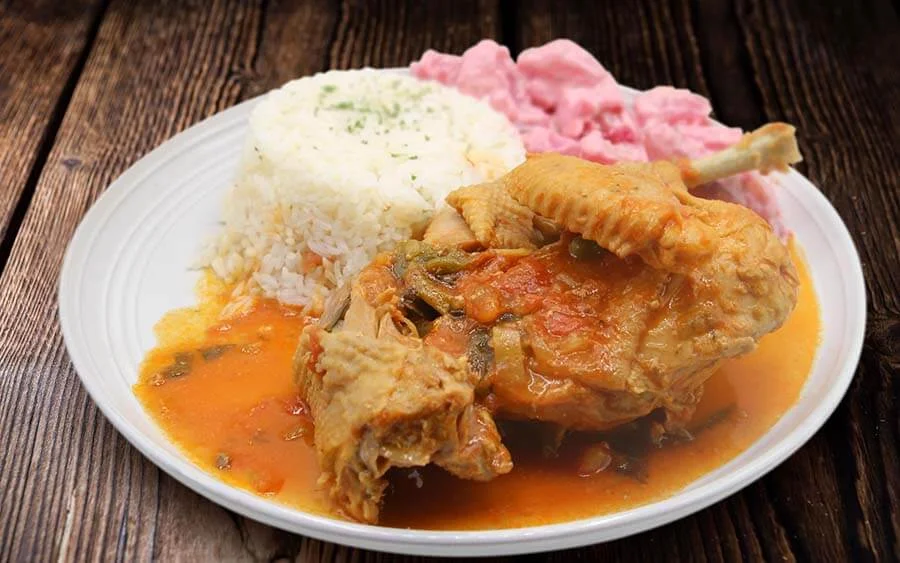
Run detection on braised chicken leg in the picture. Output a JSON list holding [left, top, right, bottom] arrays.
[[423, 123, 800, 430], [470, 124, 800, 428]]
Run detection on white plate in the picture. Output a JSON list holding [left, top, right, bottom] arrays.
[[58, 79, 866, 556]]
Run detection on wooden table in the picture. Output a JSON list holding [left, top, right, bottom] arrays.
[[1, 0, 897, 561]]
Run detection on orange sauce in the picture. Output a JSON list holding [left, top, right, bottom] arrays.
[[135, 278, 327, 514], [134, 244, 820, 529]]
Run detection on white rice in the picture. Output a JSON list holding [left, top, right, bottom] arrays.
[[201, 69, 525, 311]]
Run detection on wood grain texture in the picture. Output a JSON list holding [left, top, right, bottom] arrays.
[[0, 0, 897, 561], [0, 0, 106, 266], [0, 1, 315, 561]]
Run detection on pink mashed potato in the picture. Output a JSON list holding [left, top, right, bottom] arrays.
[[412, 39, 785, 234]]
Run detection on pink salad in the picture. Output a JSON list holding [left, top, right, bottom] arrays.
[[412, 39, 785, 235]]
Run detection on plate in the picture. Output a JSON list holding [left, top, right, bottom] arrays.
[[58, 78, 866, 556]]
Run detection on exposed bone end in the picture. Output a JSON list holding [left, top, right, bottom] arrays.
[[683, 122, 803, 188], [739, 123, 803, 173]]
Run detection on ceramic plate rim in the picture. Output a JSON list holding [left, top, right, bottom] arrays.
[[58, 78, 866, 557]]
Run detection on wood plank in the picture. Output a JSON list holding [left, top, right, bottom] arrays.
[[0, 0, 106, 265]]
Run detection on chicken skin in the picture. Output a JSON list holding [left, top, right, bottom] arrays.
[[445, 181, 542, 250]]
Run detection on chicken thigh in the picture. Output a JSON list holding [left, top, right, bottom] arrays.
[[440, 122, 800, 429], [294, 259, 511, 523]]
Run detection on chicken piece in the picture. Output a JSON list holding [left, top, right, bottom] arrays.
[[446, 181, 542, 249], [422, 207, 480, 250], [473, 125, 800, 429], [294, 262, 511, 523]]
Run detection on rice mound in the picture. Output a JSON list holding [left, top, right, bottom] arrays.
[[202, 69, 525, 311]]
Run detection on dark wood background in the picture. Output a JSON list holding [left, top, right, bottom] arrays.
[[1, 0, 897, 561]]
